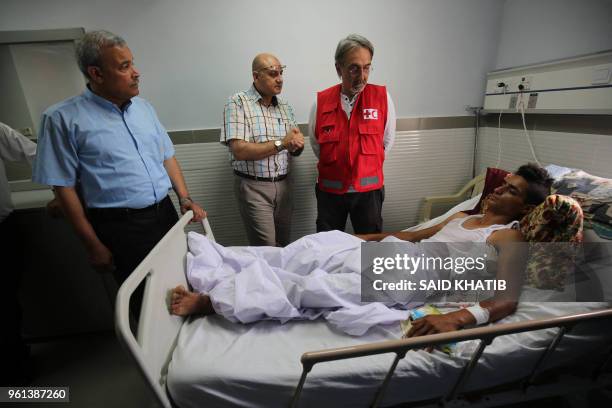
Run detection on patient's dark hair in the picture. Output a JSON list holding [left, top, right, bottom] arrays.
[[515, 163, 553, 206]]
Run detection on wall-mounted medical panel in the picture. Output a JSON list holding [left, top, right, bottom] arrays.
[[483, 50, 612, 114]]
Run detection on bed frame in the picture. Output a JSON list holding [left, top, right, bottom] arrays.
[[115, 213, 215, 407], [116, 211, 612, 408]]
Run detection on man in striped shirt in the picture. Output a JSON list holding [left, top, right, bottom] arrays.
[[221, 53, 304, 246]]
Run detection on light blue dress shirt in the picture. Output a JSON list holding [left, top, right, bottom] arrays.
[[32, 89, 174, 208]]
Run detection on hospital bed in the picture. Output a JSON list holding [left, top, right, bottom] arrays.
[[115, 192, 612, 408]]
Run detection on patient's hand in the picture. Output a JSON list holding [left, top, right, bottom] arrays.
[[405, 314, 462, 338]]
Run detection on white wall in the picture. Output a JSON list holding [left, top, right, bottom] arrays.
[[10, 42, 85, 135], [0, 0, 504, 130], [0, 45, 32, 131], [477, 127, 612, 179], [495, 0, 612, 69], [483, 0, 612, 179]]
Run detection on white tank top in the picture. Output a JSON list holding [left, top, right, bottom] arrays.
[[423, 214, 519, 244]]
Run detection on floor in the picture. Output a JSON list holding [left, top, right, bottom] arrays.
[[18, 332, 159, 408]]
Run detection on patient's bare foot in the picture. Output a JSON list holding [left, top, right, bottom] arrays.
[[170, 285, 215, 316]]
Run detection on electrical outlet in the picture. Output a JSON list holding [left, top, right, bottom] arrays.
[[494, 79, 509, 94], [518, 76, 532, 91]]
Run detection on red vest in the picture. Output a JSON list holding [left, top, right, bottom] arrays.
[[315, 83, 388, 194]]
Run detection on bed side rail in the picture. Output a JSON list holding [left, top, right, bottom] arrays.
[[115, 212, 214, 408], [291, 307, 612, 408], [201, 216, 215, 242]]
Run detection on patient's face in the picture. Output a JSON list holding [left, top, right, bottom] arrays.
[[487, 174, 529, 217]]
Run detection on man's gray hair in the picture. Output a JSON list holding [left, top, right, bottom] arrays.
[[75, 30, 126, 79], [334, 34, 374, 66]]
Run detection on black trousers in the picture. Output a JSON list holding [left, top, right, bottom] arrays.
[[315, 185, 384, 234], [88, 196, 179, 312], [0, 212, 30, 386]]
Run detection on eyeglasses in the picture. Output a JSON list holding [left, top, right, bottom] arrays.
[[346, 64, 373, 76], [256, 65, 286, 78]]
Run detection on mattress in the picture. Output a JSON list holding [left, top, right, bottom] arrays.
[[167, 301, 611, 408]]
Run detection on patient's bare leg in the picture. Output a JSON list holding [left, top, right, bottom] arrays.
[[170, 285, 215, 316]]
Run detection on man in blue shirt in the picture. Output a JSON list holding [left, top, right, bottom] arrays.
[[33, 30, 205, 292]]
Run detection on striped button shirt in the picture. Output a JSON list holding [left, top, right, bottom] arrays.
[[221, 84, 297, 178]]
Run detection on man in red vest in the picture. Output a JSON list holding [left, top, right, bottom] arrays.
[[309, 34, 396, 234]]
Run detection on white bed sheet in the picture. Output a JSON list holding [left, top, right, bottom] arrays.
[[167, 301, 611, 408]]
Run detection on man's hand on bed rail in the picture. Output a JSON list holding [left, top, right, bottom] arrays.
[[179, 198, 207, 222]]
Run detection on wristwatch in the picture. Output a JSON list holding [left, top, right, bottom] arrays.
[[179, 196, 193, 206], [274, 140, 286, 152]]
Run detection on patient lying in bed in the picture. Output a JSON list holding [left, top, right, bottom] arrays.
[[171, 164, 553, 337]]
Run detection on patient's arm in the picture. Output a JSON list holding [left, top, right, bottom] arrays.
[[407, 228, 526, 337], [482, 228, 526, 320], [357, 212, 467, 242]]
